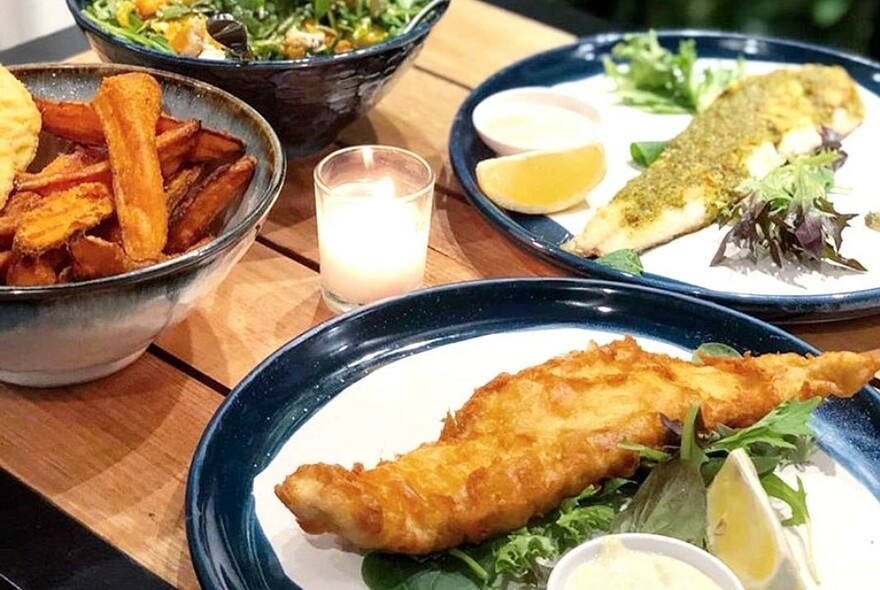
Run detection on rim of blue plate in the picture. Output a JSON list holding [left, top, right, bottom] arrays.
[[2, 62, 286, 300], [449, 30, 880, 323], [185, 276, 880, 590], [66, 0, 448, 69]]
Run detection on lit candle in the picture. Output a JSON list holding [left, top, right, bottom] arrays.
[[314, 147, 435, 312]]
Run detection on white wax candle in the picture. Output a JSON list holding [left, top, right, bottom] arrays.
[[318, 179, 430, 305]]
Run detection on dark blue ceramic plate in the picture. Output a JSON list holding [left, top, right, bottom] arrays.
[[449, 31, 880, 324], [186, 278, 880, 590]]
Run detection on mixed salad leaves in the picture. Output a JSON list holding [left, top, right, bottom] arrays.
[[83, 0, 431, 60], [713, 147, 865, 271], [603, 30, 743, 114], [628, 135, 863, 272], [361, 344, 818, 590]]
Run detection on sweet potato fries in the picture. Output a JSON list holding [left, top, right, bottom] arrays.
[[0, 72, 254, 286]]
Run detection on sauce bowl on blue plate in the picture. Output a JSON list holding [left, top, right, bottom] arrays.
[[2, 63, 284, 387], [65, 0, 448, 157]]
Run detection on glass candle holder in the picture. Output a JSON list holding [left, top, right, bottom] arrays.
[[314, 145, 435, 313]]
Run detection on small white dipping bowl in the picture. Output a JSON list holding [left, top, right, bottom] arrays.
[[547, 533, 745, 590], [472, 86, 602, 156]]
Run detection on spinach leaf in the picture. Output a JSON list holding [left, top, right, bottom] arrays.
[[362, 542, 495, 590], [595, 249, 643, 274], [630, 140, 667, 167], [611, 459, 707, 545]]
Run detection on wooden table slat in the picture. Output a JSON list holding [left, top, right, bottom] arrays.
[[0, 354, 213, 589], [415, 0, 576, 87]]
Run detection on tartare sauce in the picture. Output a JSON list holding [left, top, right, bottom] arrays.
[[564, 537, 724, 590], [483, 104, 598, 151]]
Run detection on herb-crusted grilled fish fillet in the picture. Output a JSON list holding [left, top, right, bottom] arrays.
[[275, 337, 880, 555], [563, 65, 865, 256]]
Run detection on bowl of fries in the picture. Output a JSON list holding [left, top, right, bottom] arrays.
[[66, 0, 447, 156], [0, 63, 284, 387]]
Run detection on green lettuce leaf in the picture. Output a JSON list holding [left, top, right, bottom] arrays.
[[595, 249, 643, 274], [630, 140, 667, 167], [611, 459, 707, 545]]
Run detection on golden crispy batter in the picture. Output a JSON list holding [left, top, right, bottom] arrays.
[[0, 64, 42, 208], [93, 72, 167, 261], [13, 182, 114, 255], [275, 337, 880, 555]]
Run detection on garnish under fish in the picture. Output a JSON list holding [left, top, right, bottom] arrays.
[[275, 337, 880, 555], [563, 65, 864, 257]]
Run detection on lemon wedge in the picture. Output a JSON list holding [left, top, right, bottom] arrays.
[[475, 143, 606, 214], [707, 449, 808, 590]]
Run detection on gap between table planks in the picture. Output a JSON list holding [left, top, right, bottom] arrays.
[[4, 1, 880, 589]]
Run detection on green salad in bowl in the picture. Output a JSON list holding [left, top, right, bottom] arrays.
[[83, 0, 433, 61]]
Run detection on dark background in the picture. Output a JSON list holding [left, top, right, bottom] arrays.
[[487, 0, 880, 60], [3, 1, 878, 65]]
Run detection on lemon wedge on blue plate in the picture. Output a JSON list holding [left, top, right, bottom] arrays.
[[475, 143, 605, 214], [707, 449, 809, 590]]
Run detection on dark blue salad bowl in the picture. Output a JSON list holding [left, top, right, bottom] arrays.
[[66, 0, 448, 156]]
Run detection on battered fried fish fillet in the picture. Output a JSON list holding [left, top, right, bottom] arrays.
[[275, 337, 880, 555], [563, 65, 864, 256]]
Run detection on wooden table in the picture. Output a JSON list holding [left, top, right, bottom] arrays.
[[2, 2, 879, 588]]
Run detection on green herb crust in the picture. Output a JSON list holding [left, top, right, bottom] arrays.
[[620, 66, 861, 228], [564, 64, 864, 257]]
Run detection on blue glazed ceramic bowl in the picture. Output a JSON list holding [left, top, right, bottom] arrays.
[[2, 63, 284, 387], [66, 0, 448, 156]]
